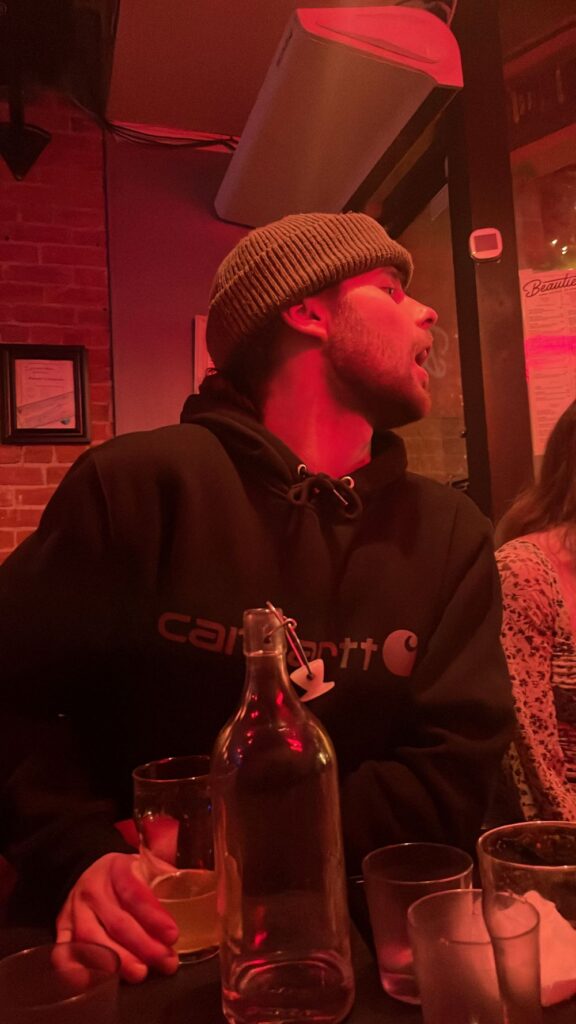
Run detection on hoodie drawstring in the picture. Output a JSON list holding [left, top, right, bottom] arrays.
[[287, 466, 363, 520]]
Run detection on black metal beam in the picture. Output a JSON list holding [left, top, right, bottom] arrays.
[[448, 0, 534, 522]]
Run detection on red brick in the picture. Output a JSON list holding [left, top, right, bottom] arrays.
[[0, 507, 42, 527], [34, 166, 103, 189], [0, 449, 22, 465], [87, 348, 111, 368], [5, 264, 73, 284], [54, 446, 88, 464], [0, 184, 67, 206], [0, 325, 30, 343], [88, 364, 113, 383], [15, 528, 35, 544], [90, 422, 114, 443], [26, 325, 109, 347], [56, 209, 103, 229], [41, 244, 106, 267], [0, 466, 46, 486], [75, 327, 111, 347], [15, 486, 56, 505], [47, 465, 70, 485], [20, 205, 55, 224], [72, 229, 106, 247], [28, 326, 69, 344], [0, 203, 18, 221], [45, 286, 109, 306], [8, 224, 72, 244], [45, 134, 102, 160], [90, 383, 112, 403], [0, 487, 15, 506], [0, 242, 39, 263], [13, 305, 76, 325], [76, 309, 110, 327], [23, 447, 53, 463], [56, 189, 104, 210], [74, 267, 108, 287], [0, 85, 112, 556], [0, 283, 44, 302], [90, 402, 111, 421]]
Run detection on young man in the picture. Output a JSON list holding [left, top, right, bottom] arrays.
[[0, 212, 512, 981]]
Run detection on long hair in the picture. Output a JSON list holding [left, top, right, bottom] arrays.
[[495, 400, 576, 553]]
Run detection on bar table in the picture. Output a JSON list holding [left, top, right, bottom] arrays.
[[0, 924, 573, 1023]]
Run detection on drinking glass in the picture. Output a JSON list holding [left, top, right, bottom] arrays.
[[132, 754, 218, 962], [478, 821, 576, 1007], [0, 942, 119, 1023], [408, 888, 542, 1024], [361, 841, 473, 1003]]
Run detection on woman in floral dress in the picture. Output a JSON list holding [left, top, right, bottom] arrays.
[[495, 400, 576, 820]]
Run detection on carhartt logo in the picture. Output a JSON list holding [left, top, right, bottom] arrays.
[[382, 630, 418, 677], [158, 612, 420, 678], [291, 659, 335, 702]]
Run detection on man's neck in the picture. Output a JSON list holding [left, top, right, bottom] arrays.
[[262, 349, 373, 478]]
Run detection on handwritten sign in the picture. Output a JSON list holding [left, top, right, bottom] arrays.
[[519, 268, 576, 456]]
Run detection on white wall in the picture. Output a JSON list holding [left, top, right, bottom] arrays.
[[105, 137, 246, 434]]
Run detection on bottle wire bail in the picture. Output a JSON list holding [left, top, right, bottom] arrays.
[[265, 601, 314, 680]]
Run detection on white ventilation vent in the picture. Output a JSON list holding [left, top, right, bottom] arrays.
[[215, 6, 463, 227]]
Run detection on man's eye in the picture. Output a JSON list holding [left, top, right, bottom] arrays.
[[382, 286, 403, 301]]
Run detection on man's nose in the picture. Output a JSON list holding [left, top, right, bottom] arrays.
[[411, 297, 438, 329]]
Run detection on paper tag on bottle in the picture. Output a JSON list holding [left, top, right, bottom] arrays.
[[290, 659, 335, 703]]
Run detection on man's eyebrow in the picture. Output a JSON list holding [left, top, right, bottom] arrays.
[[375, 267, 403, 284]]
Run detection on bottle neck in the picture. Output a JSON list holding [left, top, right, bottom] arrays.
[[241, 607, 299, 712], [243, 650, 295, 706]]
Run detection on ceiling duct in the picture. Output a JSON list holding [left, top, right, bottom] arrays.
[[215, 5, 463, 228]]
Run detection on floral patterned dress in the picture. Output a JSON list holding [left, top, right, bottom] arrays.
[[496, 535, 576, 820]]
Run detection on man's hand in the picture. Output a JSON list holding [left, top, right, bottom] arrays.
[[56, 852, 180, 983]]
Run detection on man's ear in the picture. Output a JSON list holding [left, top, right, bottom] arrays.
[[281, 295, 331, 341]]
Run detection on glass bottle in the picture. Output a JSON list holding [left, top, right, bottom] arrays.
[[211, 606, 355, 1024]]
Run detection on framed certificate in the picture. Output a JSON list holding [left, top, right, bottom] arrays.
[[0, 344, 91, 444]]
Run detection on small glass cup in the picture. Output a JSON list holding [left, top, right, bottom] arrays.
[[133, 754, 218, 963], [361, 841, 473, 1004], [408, 888, 542, 1024], [478, 821, 576, 1007], [0, 942, 119, 1023]]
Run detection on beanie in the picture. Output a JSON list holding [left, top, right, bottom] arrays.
[[206, 211, 413, 367]]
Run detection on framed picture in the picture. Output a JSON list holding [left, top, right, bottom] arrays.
[[192, 315, 214, 393], [0, 344, 91, 444]]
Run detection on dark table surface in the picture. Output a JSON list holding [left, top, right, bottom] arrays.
[[0, 924, 574, 1024], [0, 924, 421, 1024]]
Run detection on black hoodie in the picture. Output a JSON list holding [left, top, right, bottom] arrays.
[[0, 398, 512, 919]]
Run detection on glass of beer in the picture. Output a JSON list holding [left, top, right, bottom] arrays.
[[133, 754, 218, 963]]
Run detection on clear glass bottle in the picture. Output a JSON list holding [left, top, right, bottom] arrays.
[[211, 607, 355, 1024]]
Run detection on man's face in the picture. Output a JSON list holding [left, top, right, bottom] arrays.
[[321, 267, 438, 430]]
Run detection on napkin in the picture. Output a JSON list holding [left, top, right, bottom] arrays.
[[525, 890, 576, 1006]]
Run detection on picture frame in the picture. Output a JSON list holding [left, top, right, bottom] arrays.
[[0, 344, 91, 445]]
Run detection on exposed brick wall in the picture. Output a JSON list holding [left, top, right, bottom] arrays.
[[0, 89, 113, 563]]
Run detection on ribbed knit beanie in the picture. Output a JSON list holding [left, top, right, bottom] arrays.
[[206, 211, 413, 367]]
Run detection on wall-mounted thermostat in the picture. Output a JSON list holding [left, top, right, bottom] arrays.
[[468, 228, 503, 262]]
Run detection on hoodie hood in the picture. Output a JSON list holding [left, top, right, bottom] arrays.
[[180, 392, 408, 520]]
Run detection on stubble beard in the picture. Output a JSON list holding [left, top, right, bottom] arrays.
[[325, 306, 431, 432]]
